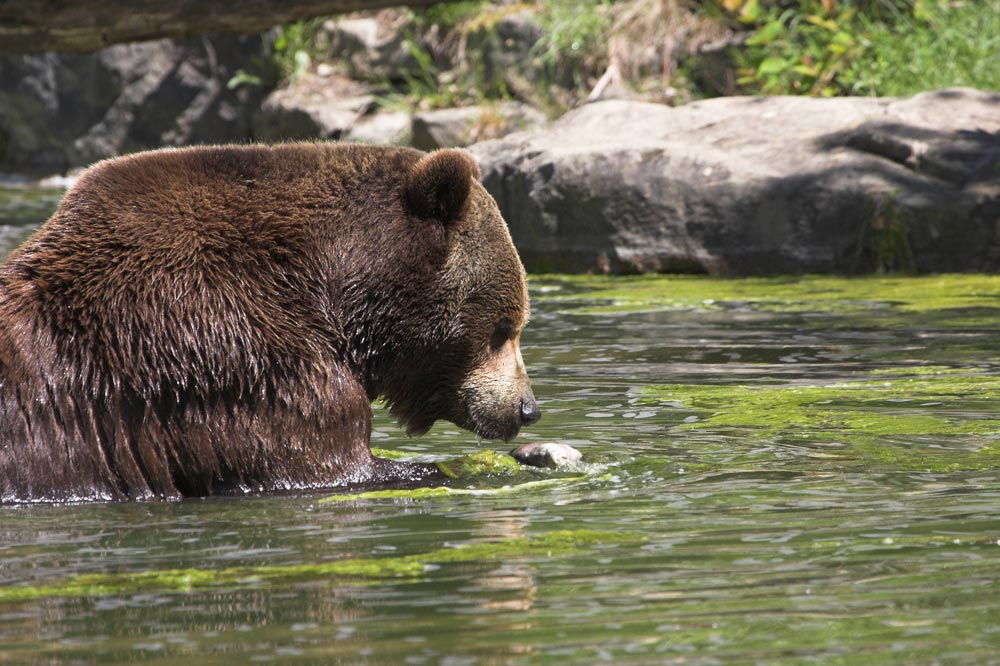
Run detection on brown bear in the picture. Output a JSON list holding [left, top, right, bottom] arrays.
[[0, 143, 540, 502]]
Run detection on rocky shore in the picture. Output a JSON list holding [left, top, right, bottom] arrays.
[[2, 6, 997, 275]]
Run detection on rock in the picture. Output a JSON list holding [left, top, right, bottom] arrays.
[[0, 34, 266, 174], [510, 442, 583, 469], [323, 10, 419, 83], [346, 110, 411, 144], [253, 72, 374, 141], [411, 102, 547, 151], [470, 88, 1000, 275]]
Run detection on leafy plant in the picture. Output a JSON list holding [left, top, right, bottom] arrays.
[[419, 0, 493, 31], [228, 18, 326, 91], [723, 0, 1000, 97], [532, 0, 612, 92], [727, 0, 864, 96], [857, 193, 915, 274], [374, 34, 471, 112]]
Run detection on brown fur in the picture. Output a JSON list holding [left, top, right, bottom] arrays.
[[0, 143, 535, 502]]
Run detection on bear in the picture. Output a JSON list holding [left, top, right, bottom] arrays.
[[0, 143, 540, 502]]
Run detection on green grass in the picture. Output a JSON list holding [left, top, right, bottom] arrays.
[[845, 2, 1000, 95], [729, 0, 1000, 96], [381, 0, 610, 114], [228, 18, 325, 90]]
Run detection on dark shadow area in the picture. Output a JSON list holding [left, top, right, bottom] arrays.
[[0, 35, 267, 174], [816, 120, 1000, 188]]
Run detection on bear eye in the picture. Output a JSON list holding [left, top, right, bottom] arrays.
[[489, 320, 515, 351]]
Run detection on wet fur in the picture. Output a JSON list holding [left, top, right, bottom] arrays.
[[0, 144, 529, 501]]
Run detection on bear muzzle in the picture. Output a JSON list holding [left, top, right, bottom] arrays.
[[455, 338, 539, 441], [458, 385, 539, 442], [519, 392, 541, 426]]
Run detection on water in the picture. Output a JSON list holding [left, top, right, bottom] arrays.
[[3, 188, 1000, 664], [0, 183, 65, 252]]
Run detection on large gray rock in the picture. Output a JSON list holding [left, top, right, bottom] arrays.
[[470, 88, 1000, 274], [0, 35, 266, 174], [412, 102, 547, 151], [252, 69, 412, 144]]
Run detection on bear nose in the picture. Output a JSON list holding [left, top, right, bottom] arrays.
[[520, 395, 541, 426]]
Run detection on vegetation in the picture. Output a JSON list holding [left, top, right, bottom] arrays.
[[857, 194, 915, 274], [241, 1, 998, 111], [640, 370, 1000, 473], [319, 475, 591, 502], [0, 530, 643, 602], [531, 272, 1000, 317], [729, 0, 1000, 97], [389, 0, 612, 113], [843, 1, 1000, 95], [228, 18, 327, 90], [728, 0, 870, 96]]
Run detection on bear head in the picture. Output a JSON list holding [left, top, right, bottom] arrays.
[[368, 148, 539, 443]]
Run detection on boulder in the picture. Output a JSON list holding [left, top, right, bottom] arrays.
[[470, 88, 1000, 274], [0, 34, 266, 174], [346, 110, 411, 144], [252, 71, 374, 141], [322, 10, 419, 83], [412, 102, 547, 151]]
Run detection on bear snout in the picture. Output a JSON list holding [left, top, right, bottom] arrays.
[[456, 381, 536, 442], [519, 393, 541, 426]]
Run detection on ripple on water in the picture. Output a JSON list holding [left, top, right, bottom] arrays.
[[2, 211, 1000, 662]]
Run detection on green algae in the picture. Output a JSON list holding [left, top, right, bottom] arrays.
[[318, 475, 588, 502], [370, 447, 413, 460], [371, 448, 522, 471], [0, 530, 643, 604], [0, 556, 424, 604], [322, 486, 462, 501], [435, 450, 521, 479], [641, 373, 1000, 472], [0, 185, 64, 232], [531, 273, 1000, 318], [877, 365, 972, 376]]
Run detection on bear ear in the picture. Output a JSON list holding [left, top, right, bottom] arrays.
[[403, 149, 482, 223]]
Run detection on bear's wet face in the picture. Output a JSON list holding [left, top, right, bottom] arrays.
[[457, 326, 539, 442], [386, 310, 537, 443], [383, 149, 539, 442]]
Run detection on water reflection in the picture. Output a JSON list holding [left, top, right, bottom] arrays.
[[0, 183, 64, 246]]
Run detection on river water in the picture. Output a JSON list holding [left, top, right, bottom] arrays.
[[2, 185, 1000, 664]]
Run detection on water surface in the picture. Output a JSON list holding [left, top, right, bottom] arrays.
[[2, 188, 1000, 664]]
